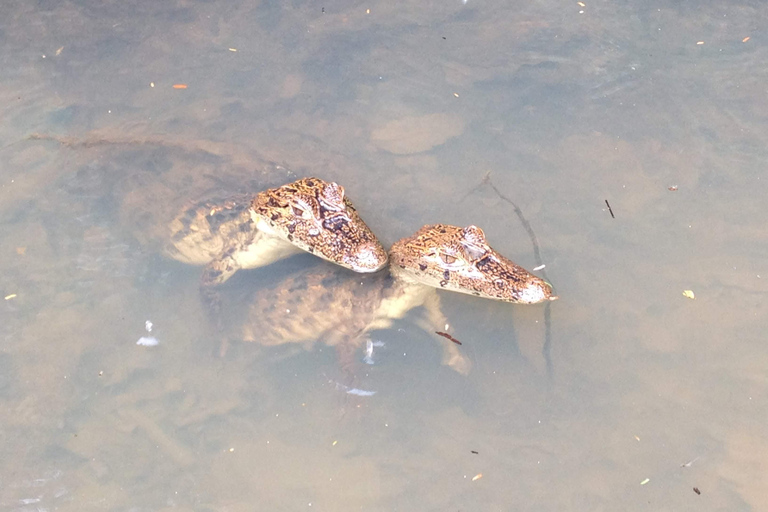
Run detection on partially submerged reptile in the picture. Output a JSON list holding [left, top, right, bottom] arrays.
[[240, 224, 555, 374], [164, 177, 388, 288], [389, 224, 555, 305]]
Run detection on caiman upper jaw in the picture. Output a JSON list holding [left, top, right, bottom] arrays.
[[343, 241, 389, 273]]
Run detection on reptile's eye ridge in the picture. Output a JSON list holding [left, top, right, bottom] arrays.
[[462, 244, 486, 261]]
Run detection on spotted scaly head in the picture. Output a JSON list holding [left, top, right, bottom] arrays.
[[251, 177, 388, 273], [389, 224, 556, 304]]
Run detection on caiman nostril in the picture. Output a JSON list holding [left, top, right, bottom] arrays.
[[345, 242, 388, 272]]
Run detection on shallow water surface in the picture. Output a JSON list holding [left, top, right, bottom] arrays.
[[1, 1, 767, 510]]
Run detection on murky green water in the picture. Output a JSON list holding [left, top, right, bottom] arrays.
[[1, 1, 767, 510]]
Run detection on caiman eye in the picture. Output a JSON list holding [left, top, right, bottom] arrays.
[[439, 253, 457, 265], [289, 195, 316, 219]]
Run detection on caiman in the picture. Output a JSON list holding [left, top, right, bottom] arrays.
[[164, 177, 388, 288], [239, 224, 556, 375]]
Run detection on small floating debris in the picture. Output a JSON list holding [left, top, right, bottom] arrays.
[[472, 473, 483, 481], [331, 379, 376, 397], [136, 320, 159, 346], [693, 487, 701, 495], [532, 264, 546, 271], [4, 294, 17, 300], [682, 290, 695, 300], [346, 388, 377, 397], [681, 456, 699, 468], [640, 478, 650, 485], [604, 199, 615, 218], [363, 339, 385, 365], [436, 331, 462, 345]]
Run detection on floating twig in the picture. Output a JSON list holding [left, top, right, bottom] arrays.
[[681, 456, 699, 468], [435, 331, 462, 345], [605, 199, 615, 218], [462, 172, 555, 378]]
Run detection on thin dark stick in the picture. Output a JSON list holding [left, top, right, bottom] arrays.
[[605, 199, 615, 219], [462, 172, 554, 379], [435, 331, 462, 345], [458, 170, 493, 203], [484, 176, 548, 284]]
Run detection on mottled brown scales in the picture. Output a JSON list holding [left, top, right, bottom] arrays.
[[166, 194, 255, 266], [240, 263, 467, 373], [243, 268, 389, 349]]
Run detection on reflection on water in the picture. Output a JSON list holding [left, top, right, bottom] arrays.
[[2, 0, 768, 510]]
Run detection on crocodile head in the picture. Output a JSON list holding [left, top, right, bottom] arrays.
[[389, 224, 556, 304], [251, 177, 388, 273]]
